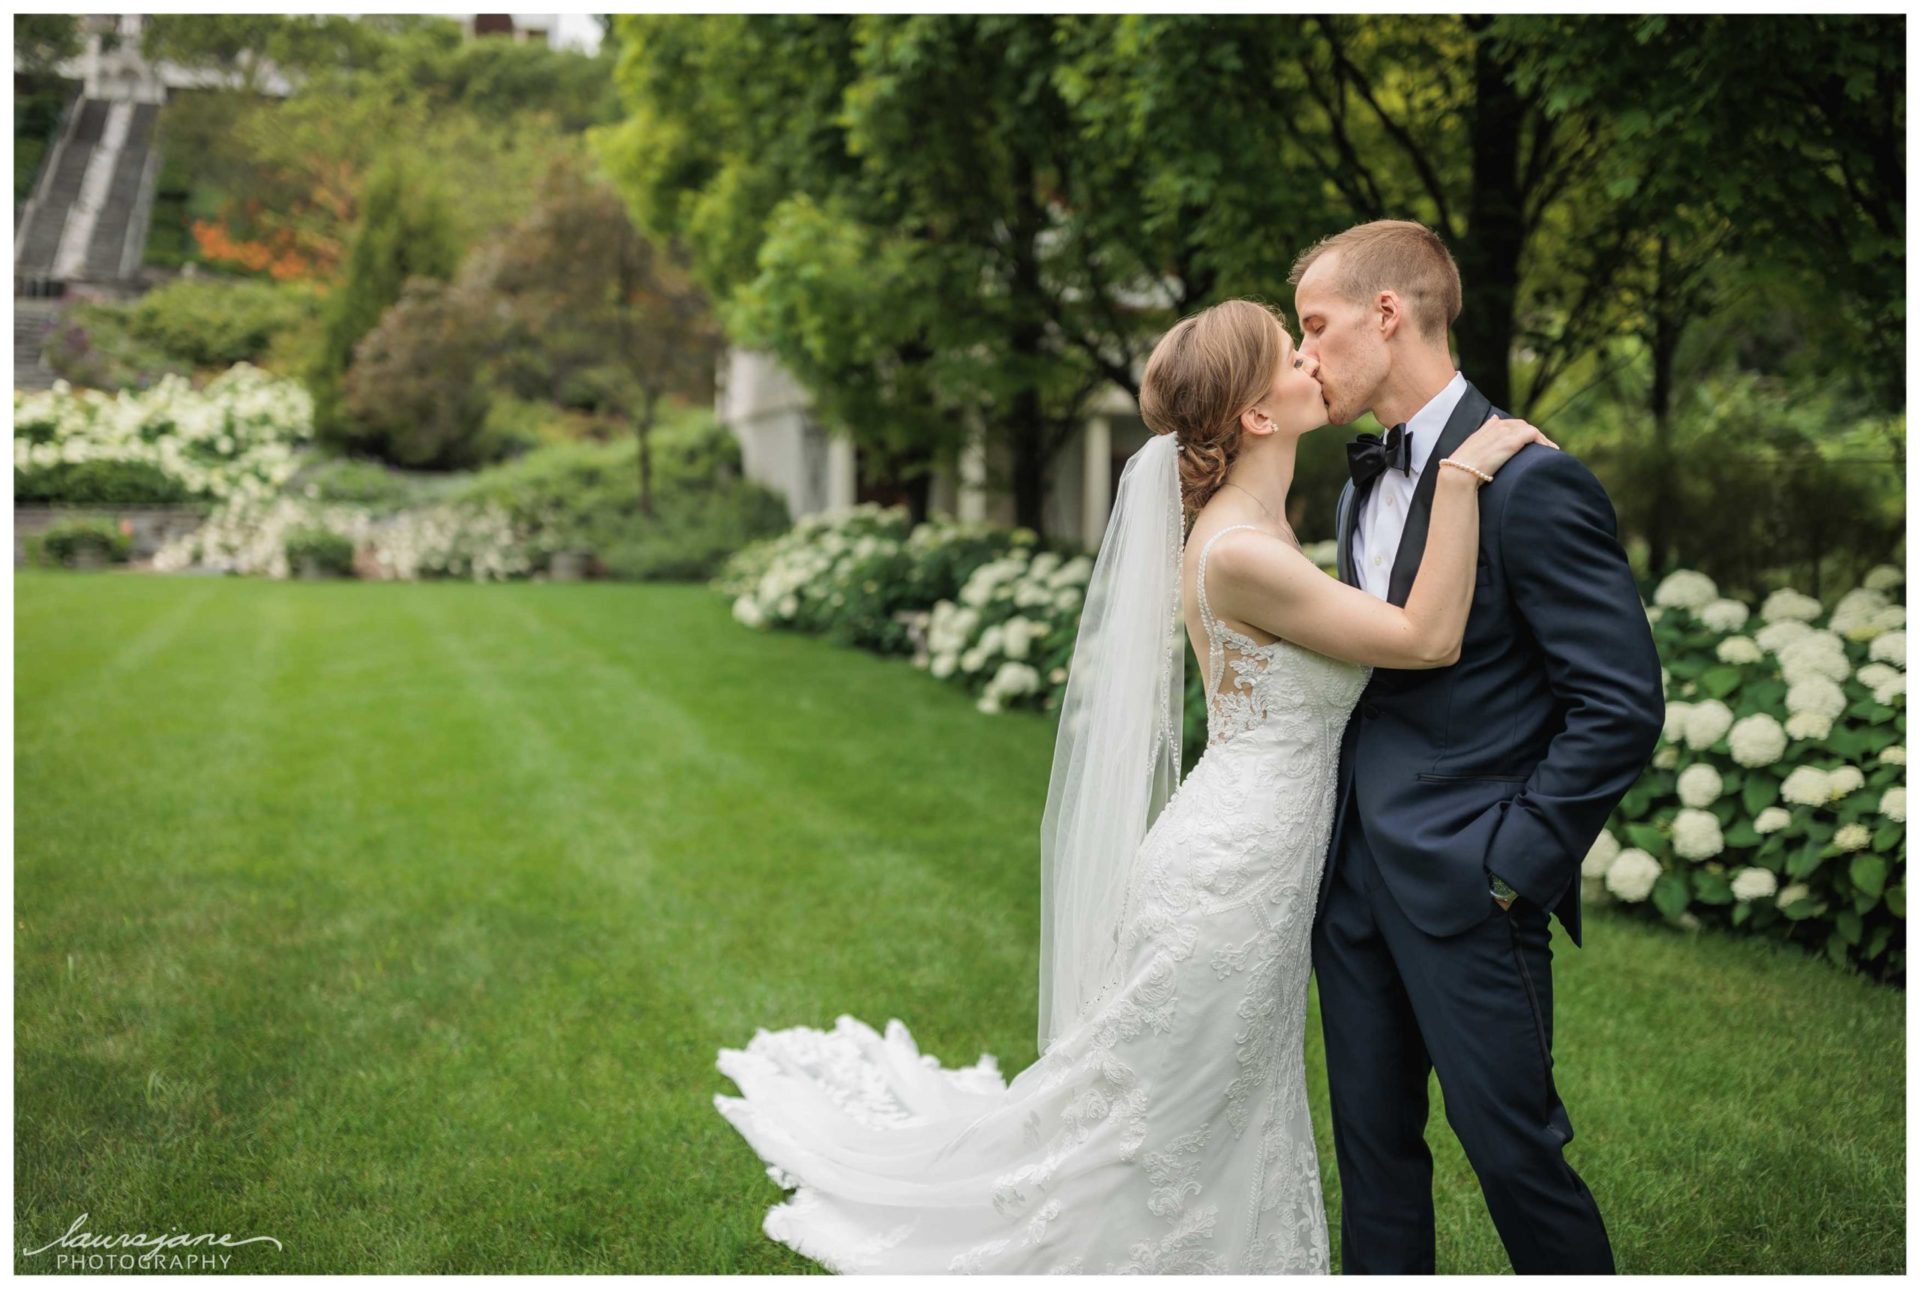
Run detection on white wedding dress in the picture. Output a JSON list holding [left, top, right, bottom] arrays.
[[714, 522, 1370, 1273]]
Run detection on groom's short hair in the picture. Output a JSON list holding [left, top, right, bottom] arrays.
[[1287, 220, 1462, 341]]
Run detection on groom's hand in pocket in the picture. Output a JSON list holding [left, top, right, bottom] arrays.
[[1490, 869, 1519, 912]]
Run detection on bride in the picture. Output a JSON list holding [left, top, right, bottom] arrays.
[[713, 298, 1552, 1273]]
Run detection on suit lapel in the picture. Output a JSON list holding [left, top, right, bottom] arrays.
[[1335, 479, 1360, 587], [1385, 381, 1494, 607]]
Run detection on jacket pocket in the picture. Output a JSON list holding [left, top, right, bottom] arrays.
[[1416, 771, 1529, 783]]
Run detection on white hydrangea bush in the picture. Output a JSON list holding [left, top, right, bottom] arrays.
[[1606, 563, 1906, 979], [919, 546, 1095, 713], [715, 502, 1047, 659], [14, 364, 311, 500], [151, 482, 534, 582], [360, 502, 532, 582]]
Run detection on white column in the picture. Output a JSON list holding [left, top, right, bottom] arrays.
[[958, 438, 989, 522], [1081, 417, 1113, 550], [827, 434, 857, 510]]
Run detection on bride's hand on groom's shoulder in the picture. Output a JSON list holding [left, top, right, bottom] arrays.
[[1450, 418, 1559, 480]]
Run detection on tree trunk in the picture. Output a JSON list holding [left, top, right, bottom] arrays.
[[1008, 402, 1049, 533], [1007, 151, 1051, 534], [1455, 19, 1523, 411], [1646, 235, 1676, 578]]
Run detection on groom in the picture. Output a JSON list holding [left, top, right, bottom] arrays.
[[1294, 220, 1664, 1274]]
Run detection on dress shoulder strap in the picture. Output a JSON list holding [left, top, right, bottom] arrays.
[[1195, 522, 1266, 641]]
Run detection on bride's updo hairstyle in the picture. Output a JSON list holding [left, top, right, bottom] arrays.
[[1138, 298, 1290, 524]]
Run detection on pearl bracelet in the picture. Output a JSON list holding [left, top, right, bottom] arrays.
[[1438, 457, 1493, 485]]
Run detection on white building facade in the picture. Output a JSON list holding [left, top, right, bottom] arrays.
[[717, 346, 1150, 553]]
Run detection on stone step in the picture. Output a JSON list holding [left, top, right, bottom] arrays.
[[12, 298, 65, 391]]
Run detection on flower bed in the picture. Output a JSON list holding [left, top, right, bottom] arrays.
[[151, 480, 532, 582], [1584, 564, 1905, 979], [13, 364, 310, 502], [718, 503, 1043, 657]]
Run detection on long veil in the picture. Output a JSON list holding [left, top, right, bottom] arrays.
[[1036, 431, 1186, 1052]]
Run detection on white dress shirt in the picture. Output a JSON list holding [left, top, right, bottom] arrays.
[[1352, 371, 1467, 601]]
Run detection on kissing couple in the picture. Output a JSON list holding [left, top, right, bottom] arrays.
[[712, 219, 1665, 1274]]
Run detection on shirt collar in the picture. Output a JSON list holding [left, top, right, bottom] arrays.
[[1402, 370, 1466, 476]]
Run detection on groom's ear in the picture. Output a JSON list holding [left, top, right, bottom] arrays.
[[1375, 289, 1405, 341]]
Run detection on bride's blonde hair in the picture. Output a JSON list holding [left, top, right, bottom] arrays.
[[1138, 299, 1290, 525]]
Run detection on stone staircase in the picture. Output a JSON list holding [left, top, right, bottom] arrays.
[[14, 98, 162, 295]]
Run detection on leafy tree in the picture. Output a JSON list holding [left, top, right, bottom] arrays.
[[342, 276, 499, 468], [14, 15, 83, 74], [309, 155, 462, 454], [474, 155, 719, 516]]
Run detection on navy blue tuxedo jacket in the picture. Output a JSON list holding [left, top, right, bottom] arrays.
[[1323, 379, 1665, 948]]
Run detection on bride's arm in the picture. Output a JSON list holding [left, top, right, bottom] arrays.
[[1208, 417, 1557, 670], [1207, 469, 1484, 671]]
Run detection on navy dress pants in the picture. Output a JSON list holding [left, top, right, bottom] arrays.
[[1310, 794, 1616, 1274]]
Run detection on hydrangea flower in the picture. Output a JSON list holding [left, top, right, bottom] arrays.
[[1700, 598, 1751, 632], [1727, 713, 1787, 767], [1716, 635, 1764, 665], [1604, 848, 1661, 902], [1872, 673, 1905, 707], [1862, 564, 1904, 592], [1827, 587, 1892, 636], [1730, 867, 1779, 902], [1661, 700, 1690, 744], [1677, 763, 1724, 807], [1760, 588, 1823, 624], [1780, 766, 1832, 806], [1857, 662, 1902, 691], [1777, 881, 1811, 908], [1653, 569, 1718, 609], [1756, 619, 1815, 653], [1652, 745, 1680, 770], [1753, 806, 1793, 834], [1833, 822, 1871, 852], [1784, 711, 1834, 742], [1777, 632, 1851, 684], [1582, 828, 1622, 878], [1826, 765, 1865, 800], [1880, 744, 1906, 766], [1869, 630, 1906, 667], [1671, 808, 1725, 859], [1785, 676, 1846, 720], [1682, 698, 1734, 749], [1880, 787, 1905, 822]]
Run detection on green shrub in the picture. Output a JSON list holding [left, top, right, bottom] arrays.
[[124, 277, 321, 368], [1570, 371, 1903, 597], [283, 525, 357, 577], [14, 459, 194, 505], [30, 517, 133, 568], [42, 303, 191, 390], [597, 481, 791, 582], [449, 416, 786, 580], [286, 456, 423, 512]]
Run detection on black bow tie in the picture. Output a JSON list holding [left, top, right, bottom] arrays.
[[1347, 423, 1412, 490]]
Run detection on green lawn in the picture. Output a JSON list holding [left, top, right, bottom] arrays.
[[14, 571, 1904, 1273]]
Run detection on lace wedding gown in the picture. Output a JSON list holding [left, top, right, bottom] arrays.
[[714, 522, 1370, 1273]]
